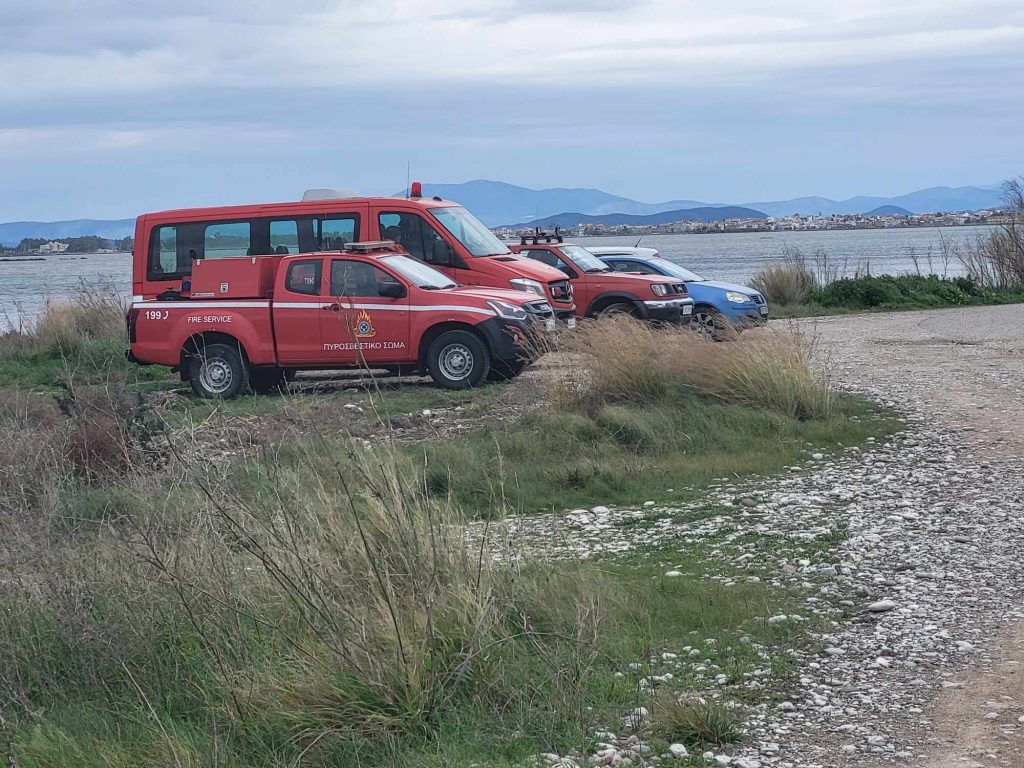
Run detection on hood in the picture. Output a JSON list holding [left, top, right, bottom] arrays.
[[446, 285, 545, 304], [698, 280, 762, 296], [477, 253, 568, 283]]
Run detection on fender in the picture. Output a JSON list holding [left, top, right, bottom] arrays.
[[166, 305, 276, 366], [586, 291, 647, 318]]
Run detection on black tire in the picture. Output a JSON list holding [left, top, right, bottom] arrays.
[[487, 358, 528, 382], [691, 306, 732, 342], [426, 330, 490, 389], [187, 342, 249, 399], [251, 367, 289, 394], [596, 302, 637, 319]]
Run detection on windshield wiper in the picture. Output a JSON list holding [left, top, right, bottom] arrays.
[[585, 267, 610, 273]]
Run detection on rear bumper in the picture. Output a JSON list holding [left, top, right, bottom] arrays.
[[643, 298, 694, 325]]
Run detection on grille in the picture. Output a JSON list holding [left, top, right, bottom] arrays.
[[524, 301, 554, 318], [548, 280, 573, 302], [669, 283, 687, 296], [750, 293, 765, 305]]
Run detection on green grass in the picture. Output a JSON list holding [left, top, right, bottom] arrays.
[[3, 550, 822, 768], [770, 274, 1024, 318], [413, 391, 894, 516]]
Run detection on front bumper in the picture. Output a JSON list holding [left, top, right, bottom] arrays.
[[726, 305, 769, 327], [554, 307, 578, 329], [643, 298, 694, 325], [481, 316, 556, 363]]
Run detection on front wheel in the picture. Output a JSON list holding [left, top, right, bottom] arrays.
[[427, 330, 490, 389], [691, 307, 732, 342], [596, 302, 637, 319], [188, 342, 249, 399]]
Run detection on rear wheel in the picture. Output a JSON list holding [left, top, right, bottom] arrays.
[[188, 342, 249, 399], [427, 330, 490, 389]]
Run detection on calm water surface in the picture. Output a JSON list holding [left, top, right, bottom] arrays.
[[0, 226, 994, 326]]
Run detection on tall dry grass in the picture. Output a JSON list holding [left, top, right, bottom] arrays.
[[551, 316, 834, 420], [959, 180, 1024, 289]]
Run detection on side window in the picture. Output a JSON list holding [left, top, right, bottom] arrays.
[[270, 220, 299, 255], [377, 211, 454, 267], [285, 259, 322, 295], [321, 216, 358, 250], [330, 260, 393, 298], [204, 222, 251, 259], [154, 226, 177, 274], [524, 248, 561, 269], [623, 261, 657, 274], [148, 222, 202, 279]]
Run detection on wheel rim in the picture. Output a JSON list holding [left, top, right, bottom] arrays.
[[438, 343, 474, 381], [693, 311, 717, 337], [199, 356, 234, 394]]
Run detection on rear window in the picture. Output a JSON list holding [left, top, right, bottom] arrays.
[[285, 259, 322, 295]]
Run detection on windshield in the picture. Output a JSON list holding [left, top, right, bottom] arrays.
[[558, 244, 609, 273], [431, 206, 511, 257], [654, 260, 705, 282], [381, 254, 456, 289]]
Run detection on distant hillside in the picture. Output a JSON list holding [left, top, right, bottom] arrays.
[[742, 186, 1005, 218], [865, 205, 913, 216], [416, 180, 1006, 225], [0, 219, 134, 247], [506, 206, 767, 229]]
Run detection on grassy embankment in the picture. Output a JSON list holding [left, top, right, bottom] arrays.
[[753, 187, 1024, 318], [0, 290, 896, 767]]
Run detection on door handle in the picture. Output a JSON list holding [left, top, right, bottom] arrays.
[[322, 303, 340, 312]]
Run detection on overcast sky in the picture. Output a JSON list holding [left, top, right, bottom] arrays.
[[2, 0, 1022, 220]]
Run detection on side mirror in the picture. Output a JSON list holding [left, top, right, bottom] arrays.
[[431, 240, 454, 266], [378, 280, 407, 299]]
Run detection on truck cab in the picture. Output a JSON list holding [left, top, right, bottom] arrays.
[[131, 184, 576, 325], [127, 242, 555, 396], [508, 233, 692, 323]]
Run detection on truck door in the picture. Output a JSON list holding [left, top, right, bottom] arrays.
[[320, 258, 411, 366], [273, 257, 325, 364], [376, 210, 471, 285]]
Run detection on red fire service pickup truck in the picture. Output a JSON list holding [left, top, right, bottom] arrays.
[[126, 241, 556, 397], [509, 233, 692, 324]]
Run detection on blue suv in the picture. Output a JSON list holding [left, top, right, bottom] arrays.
[[587, 246, 769, 339]]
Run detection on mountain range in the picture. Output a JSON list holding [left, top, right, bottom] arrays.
[[507, 206, 767, 230], [0, 181, 1007, 245]]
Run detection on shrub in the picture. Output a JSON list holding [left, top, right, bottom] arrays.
[[960, 177, 1024, 290], [552, 317, 834, 420], [650, 693, 744, 748], [750, 262, 817, 306]]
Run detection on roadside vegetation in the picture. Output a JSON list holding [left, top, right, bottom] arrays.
[[753, 176, 1024, 318], [0, 289, 895, 766]]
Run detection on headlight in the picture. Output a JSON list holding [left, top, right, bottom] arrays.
[[726, 291, 752, 304], [509, 278, 546, 297], [487, 299, 528, 320], [651, 283, 670, 296]]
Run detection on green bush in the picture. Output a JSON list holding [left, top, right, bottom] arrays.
[[809, 273, 1013, 310]]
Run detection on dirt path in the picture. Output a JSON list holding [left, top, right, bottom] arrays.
[[791, 305, 1024, 767]]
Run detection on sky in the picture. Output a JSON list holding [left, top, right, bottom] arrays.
[[1, 0, 1022, 220]]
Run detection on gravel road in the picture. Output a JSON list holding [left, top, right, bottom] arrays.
[[522, 304, 1024, 768]]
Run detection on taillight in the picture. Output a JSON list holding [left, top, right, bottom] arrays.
[[126, 308, 139, 343]]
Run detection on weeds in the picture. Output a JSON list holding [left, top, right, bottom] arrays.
[[650, 693, 745, 748]]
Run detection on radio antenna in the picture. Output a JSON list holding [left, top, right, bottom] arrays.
[[406, 161, 411, 198]]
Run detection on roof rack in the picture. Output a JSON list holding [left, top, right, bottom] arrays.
[[520, 226, 564, 246], [342, 240, 399, 253], [302, 188, 361, 201]]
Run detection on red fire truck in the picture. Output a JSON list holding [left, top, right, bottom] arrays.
[[508, 233, 693, 323], [126, 241, 555, 397], [130, 183, 576, 322]]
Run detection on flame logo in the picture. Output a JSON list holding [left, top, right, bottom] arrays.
[[352, 309, 376, 338]]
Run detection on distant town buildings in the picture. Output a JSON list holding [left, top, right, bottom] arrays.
[[37, 241, 69, 253], [496, 209, 1013, 239]]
